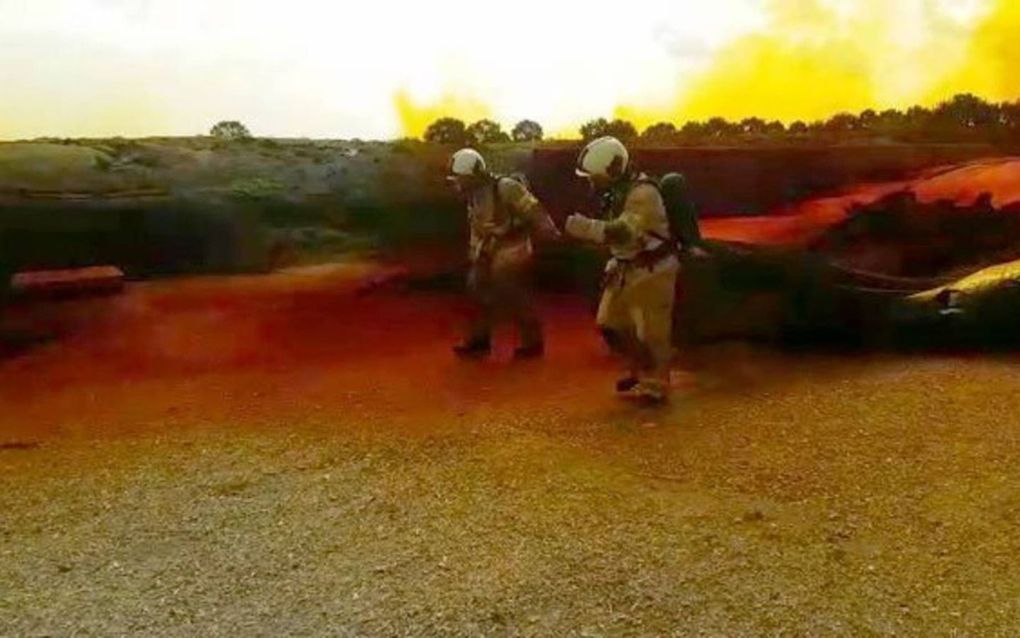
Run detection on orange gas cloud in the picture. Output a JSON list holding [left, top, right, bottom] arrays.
[[393, 89, 492, 139]]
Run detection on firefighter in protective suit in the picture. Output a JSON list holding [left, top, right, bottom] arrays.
[[448, 148, 560, 359], [565, 137, 679, 404]]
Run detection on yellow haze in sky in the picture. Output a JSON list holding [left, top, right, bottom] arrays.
[[625, 0, 1020, 128], [617, 0, 1007, 128], [616, 32, 877, 126], [934, 0, 1020, 102], [398, 0, 1020, 136], [393, 90, 492, 139]]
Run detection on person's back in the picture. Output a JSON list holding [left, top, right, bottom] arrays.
[[467, 176, 547, 272], [448, 149, 559, 359]]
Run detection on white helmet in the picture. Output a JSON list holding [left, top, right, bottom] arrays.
[[448, 148, 487, 180], [576, 136, 629, 179]]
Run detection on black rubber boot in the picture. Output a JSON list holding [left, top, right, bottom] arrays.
[[513, 342, 545, 360], [630, 380, 669, 407], [453, 338, 492, 359], [615, 376, 640, 393]]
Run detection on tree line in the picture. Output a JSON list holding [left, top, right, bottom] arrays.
[[419, 94, 1020, 146], [205, 93, 1020, 146]]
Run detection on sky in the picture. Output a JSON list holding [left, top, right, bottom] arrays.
[[0, 0, 1016, 140]]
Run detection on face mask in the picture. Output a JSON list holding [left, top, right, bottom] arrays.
[[448, 176, 473, 196]]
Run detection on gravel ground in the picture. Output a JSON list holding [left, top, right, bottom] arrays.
[[3, 270, 1020, 636]]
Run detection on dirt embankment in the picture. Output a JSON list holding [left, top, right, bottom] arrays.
[[691, 156, 1020, 247], [530, 144, 1017, 220], [3, 140, 1016, 280]]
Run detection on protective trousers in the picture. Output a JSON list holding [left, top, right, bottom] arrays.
[[596, 261, 678, 392], [465, 260, 543, 348]]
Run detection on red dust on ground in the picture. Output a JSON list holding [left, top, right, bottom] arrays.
[[7, 158, 1020, 637], [3, 157, 1020, 445], [0, 264, 633, 444]]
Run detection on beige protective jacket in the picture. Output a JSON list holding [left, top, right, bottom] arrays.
[[602, 177, 679, 284], [467, 177, 555, 272]]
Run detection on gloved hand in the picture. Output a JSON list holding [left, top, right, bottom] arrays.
[[685, 245, 710, 260], [534, 210, 562, 242], [565, 213, 606, 244]]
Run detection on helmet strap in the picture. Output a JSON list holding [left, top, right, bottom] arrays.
[[606, 154, 625, 180]]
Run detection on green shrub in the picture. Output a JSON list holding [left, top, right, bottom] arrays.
[[210, 120, 253, 141], [390, 138, 419, 155], [424, 118, 469, 146], [512, 120, 544, 142], [467, 119, 510, 145], [230, 177, 286, 201], [93, 154, 113, 172]]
